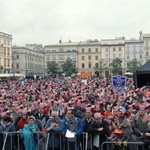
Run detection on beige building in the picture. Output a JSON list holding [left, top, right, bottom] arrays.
[[101, 37, 125, 76], [44, 41, 79, 72], [77, 39, 101, 74], [140, 32, 150, 63], [12, 45, 45, 76], [0, 31, 12, 73]]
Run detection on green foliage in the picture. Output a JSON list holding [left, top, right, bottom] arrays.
[[61, 58, 77, 76], [110, 58, 122, 75], [47, 61, 60, 75], [94, 59, 106, 74], [127, 58, 141, 73]]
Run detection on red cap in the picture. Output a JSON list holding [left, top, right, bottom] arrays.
[[139, 103, 146, 111], [145, 117, 150, 121], [114, 129, 124, 135]]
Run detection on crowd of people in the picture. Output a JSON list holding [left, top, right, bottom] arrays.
[[0, 76, 150, 150]]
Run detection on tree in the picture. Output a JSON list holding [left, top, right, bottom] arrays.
[[94, 59, 106, 75], [110, 58, 122, 75], [61, 58, 77, 76], [47, 61, 60, 75], [127, 58, 141, 73]]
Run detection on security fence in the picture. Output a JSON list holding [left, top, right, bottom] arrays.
[[0, 132, 147, 150]]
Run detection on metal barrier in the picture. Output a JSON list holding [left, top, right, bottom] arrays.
[[1, 131, 44, 150], [0, 131, 120, 150], [45, 131, 63, 150], [101, 141, 145, 150]]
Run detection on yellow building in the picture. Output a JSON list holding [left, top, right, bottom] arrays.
[[77, 40, 101, 74], [0, 32, 12, 73]]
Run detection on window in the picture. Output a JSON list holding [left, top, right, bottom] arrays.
[[58, 55, 65, 60], [95, 48, 98, 52], [7, 40, 10, 46], [106, 54, 109, 58], [127, 55, 129, 59], [119, 53, 121, 58], [7, 48, 10, 55], [16, 55, 19, 59], [52, 55, 56, 60], [95, 63, 99, 68], [82, 48, 84, 53], [81, 56, 84, 60], [88, 55, 91, 60], [4, 48, 6, 55], [113, 54, 116, 58], [25, 63, 27, 68], [16, 64, 19, 68], [82, 63, 85, 68], [88, 48, 91, 53], [113, 47, 116, 52], [47, 55, 50, 60], [146, 41, 149, 47], [140, 54, 142, 59], [95, 55, 99, 60], [105, 47, 108, 52], [4, 39, 6, 45], [88, 63, 91, 68], [119, 47, 122, 51]]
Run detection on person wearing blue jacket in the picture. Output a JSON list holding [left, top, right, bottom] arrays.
[[21, 116, 40, 150], [63, 109, 83, 150], [45, 111, 64, 150]]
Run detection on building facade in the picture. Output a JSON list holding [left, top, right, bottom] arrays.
[[12, 45, 45, 76], [101, 37, 125, 76], [124, 38, 143, 72], [140, 32, 150, 63], [77, 39, 101, 73], [44, 41, 79, 72], [0, 32, 12, 73]]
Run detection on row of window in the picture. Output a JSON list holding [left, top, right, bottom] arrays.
[[126, 54, 143, 59], [81, 54, 122, 60], [24, 55, 44, 63], [1, 39, 10, 46], [46, 55, 76, 61], [81, 62, 108, 69], [0, 47, 10, 55], [25, 63, 43, 69]]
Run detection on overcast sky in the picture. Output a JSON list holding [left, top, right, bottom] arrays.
[[0, 0, 150, 46]]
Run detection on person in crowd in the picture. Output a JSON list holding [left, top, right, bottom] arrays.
[[33, 105, 49, 127], [133, 104, 149, 137], [73, 100, 86, 119], [103, 104, 112, 119], [82, 107, 95, 150], [0, 114, 16, 150], [139, 116, 150, 150], [88, 112, 109, 150], [63, 109, 83, 150], [110, 111, 139, 150], [21, 116, 40, 150], [45, 111, 64, 150], [16, 112, 28, 150], [16, 112, 28, 130], [110, 129, 129, 150]]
